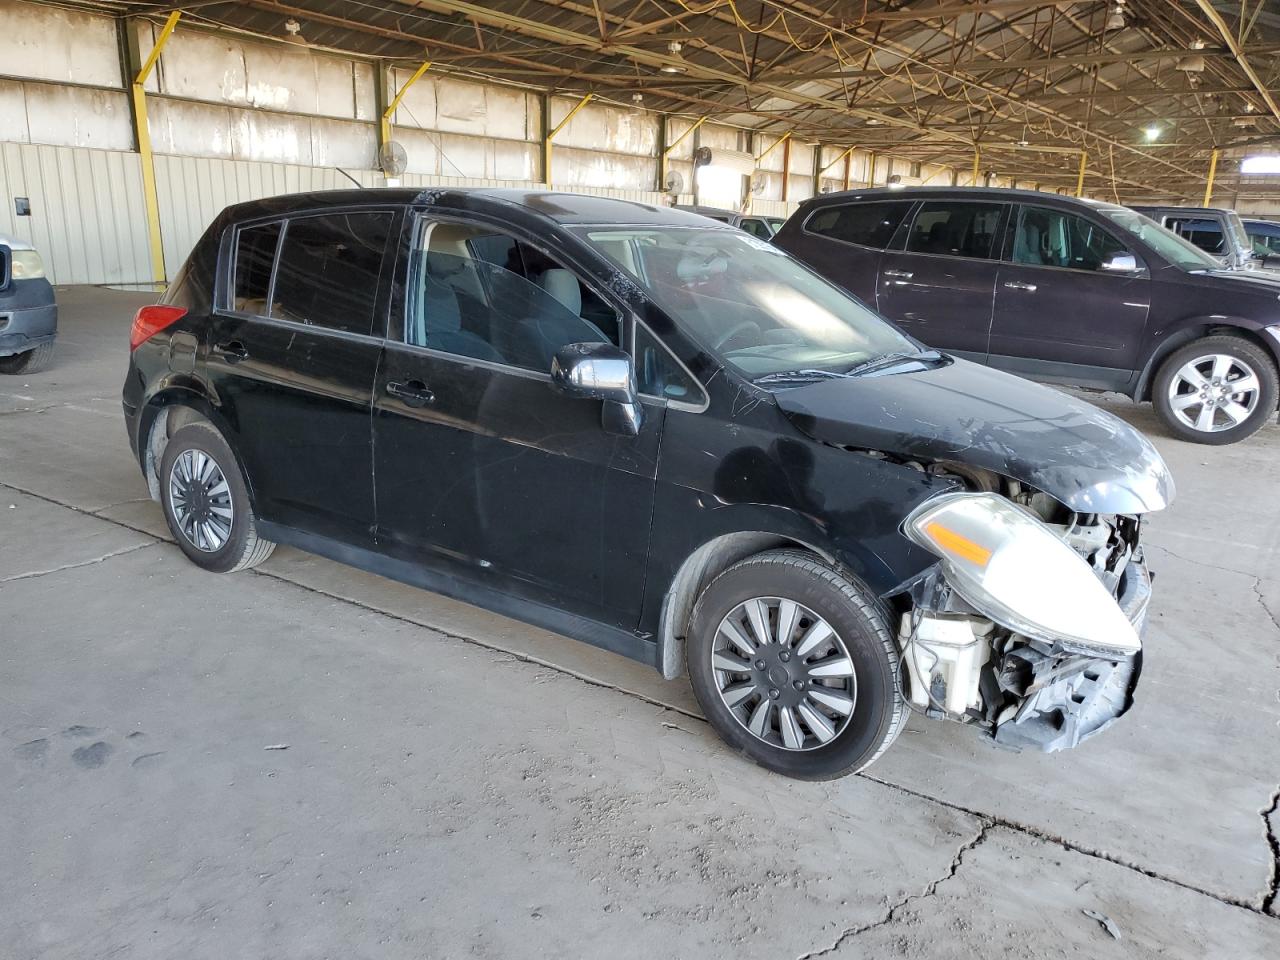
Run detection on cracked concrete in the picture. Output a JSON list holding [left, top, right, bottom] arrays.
[[1264, 787, 1280, 915], [2, 287, 1279, 956]]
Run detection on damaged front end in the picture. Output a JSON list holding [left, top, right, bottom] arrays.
[[892, 485, 1152, 753]]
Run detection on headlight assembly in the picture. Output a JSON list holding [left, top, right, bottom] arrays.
[[904, 492, 1139, 656], [10, 250, 46, 280]]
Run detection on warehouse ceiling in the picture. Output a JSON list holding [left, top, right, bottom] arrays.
[[95, 1, 1280, 200]]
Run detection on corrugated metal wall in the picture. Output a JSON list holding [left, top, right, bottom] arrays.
[[0, 142, 150, 285]]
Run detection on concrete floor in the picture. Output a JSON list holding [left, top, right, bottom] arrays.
[[2, 286, 1278, 959]]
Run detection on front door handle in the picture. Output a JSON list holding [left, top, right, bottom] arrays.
[[387, 379, 435, 408], [213, 340, 249, 364], [883, 269, 913, 279], [1002, 280, 1038, 292]]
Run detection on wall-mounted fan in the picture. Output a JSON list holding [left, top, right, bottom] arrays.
[[664, 170, 686, 194], [379, 141, 408, 178]]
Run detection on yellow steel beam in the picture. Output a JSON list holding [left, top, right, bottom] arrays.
[[133, 10, 181, 285], [972, 147, 981, 186], [1075, 150, 1087, 198], [381, 60, 432, 146], [1203, 148, 1220, 206], [544, 92, 593, 187], [753, 131, 790, 163], [818, 145, 855, 177], [660, 114, 707, 189]]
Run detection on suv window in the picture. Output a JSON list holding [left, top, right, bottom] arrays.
[[408, 220, 618, 372], [271, 212, 393, 335], [232, 222, 282, 314], [1165, 217, 1225, 255], [906, 201, 1003, 259], [738, 218, 772, 239], [804, 200, 911, 248], [1010, 206, 1130, 271]]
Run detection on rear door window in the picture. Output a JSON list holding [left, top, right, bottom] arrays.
[[905, 201, 1004, 259], [232, 222, 282, 314], [804, 200, 912, 248], [738, 218, 771, 239], [271, 212, 394, 335]]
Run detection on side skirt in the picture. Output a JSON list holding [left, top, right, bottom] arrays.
[[257, 520, 662, 671]]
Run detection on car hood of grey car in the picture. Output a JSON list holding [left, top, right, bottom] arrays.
[[771, 356, 1175, 515]]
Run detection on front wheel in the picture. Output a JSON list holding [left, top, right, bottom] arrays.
[[159, 421, 275, 573], [0, 340, 54, 374], [686, 550, 905, 780], [1152, 335, 1278, 444]]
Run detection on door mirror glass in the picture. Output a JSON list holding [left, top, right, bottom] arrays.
[[549, 342, 643, 435], [1101, 251, 1138, 272]]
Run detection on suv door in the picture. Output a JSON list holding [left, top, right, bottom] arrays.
[[876, 199, 1006, 360], [785, 198, 913, 304], [372, 214, 664, 631], [209, 209, 397, 544], [989, 204, 1150, 389]]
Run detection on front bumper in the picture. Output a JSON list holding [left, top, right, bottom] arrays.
[[0, 279, 57, 357], [898, 549, 1152, 754]]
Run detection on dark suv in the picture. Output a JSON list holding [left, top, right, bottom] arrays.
[[774, 187, 1280, 444], [123, 189, 1173, 780]]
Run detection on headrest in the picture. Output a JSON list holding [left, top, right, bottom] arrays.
[[540, 268, 582, 316]]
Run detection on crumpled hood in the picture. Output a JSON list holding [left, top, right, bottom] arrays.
[[773, 357, 1175, 514]]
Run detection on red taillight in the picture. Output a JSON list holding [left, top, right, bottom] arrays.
[[130, 305, 187, 351]]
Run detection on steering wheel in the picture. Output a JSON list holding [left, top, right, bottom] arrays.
[[712, 320, 760, 351]]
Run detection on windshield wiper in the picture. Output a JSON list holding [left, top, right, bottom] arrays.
[[844, 349, 943, 377], [752, 368, 851, 386]]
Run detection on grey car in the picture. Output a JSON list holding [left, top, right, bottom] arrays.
[[0, 233, 56, 374], [673, 205, 785, 239]]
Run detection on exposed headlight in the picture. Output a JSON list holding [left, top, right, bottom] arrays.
[[904, 492, 1139, 656], [10, 250, 46, 280]]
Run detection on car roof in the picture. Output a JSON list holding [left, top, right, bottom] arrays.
[[0, 231, 35, 252], [1129, 204, 1230, 215], [801, 185, 1124, 212], [1243, 218, 1280, 234], [222, 187, 723, 228]]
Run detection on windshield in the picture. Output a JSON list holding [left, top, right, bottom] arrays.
[[572, 226, 917, 376], [1096, 207, 1221, 271]]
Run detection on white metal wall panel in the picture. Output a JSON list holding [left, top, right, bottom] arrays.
[[0, 142, 149, 285], [0, 0, 122, 89]]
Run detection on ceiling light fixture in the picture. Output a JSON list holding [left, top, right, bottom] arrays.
[[660, 41, 686, 74], [1143, 124, 1161, 142], [1106, 1, 1127, 31], [630, 92, 645, 114]]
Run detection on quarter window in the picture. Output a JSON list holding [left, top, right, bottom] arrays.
[[905, 201, 1004, 259], [1011, 206, 1130, 271], [270, 212, 393, 335], [804, 200, 911, 248], [408, 220, 618, 372], [232, 222, 281, 314], [635, 322, 699, 403]]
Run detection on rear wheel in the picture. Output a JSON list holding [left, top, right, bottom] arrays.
[[0, 340, 54, 374], [686, 550, 905, 780], [1153, 335, 1278, 444], [159, 421, 275, 573]]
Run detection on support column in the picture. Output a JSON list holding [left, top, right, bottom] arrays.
[[781, 135, 792, 203], [1203, 148, 1220, 206], [972, 147, 981, 186], [660, 115, 706, 196], [125, 10, 181, 286], [381, 60, 431, 151], [1075, 151, 1087, 198], [544, 92, 593, 189]]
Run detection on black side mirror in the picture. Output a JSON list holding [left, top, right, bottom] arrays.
[[0, 243, 10, 290], [549, 342, 643, 436]]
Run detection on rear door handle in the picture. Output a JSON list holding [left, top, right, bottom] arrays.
[[213, 340, 249, 364], [386, 379, 434, 407], [1002, 280, 1038, 292], [883, 269, 913, 279]]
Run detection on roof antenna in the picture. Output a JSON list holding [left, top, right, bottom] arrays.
[[335, 167, 364, 189]]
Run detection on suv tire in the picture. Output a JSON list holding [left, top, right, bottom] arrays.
[[159, 421, 275, 573], [1152, 335, 1278, 444], [686, 550, 905, 780], [0, 340, 54, 374]]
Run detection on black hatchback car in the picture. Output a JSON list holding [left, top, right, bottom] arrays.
[[123, 189, 1173, 780], [773, 187, 1280, 444]]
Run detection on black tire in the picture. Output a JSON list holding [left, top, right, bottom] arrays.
[[0, 340, 54, 374], [159, 421, 275, 573], [1152, 335, 1278, 445], [686, 550, 905, 780]]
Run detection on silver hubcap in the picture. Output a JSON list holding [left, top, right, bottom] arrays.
[[168, 449, 233, 552], [712, 597, 856, 752], [1167, 353, 1261, 433]]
